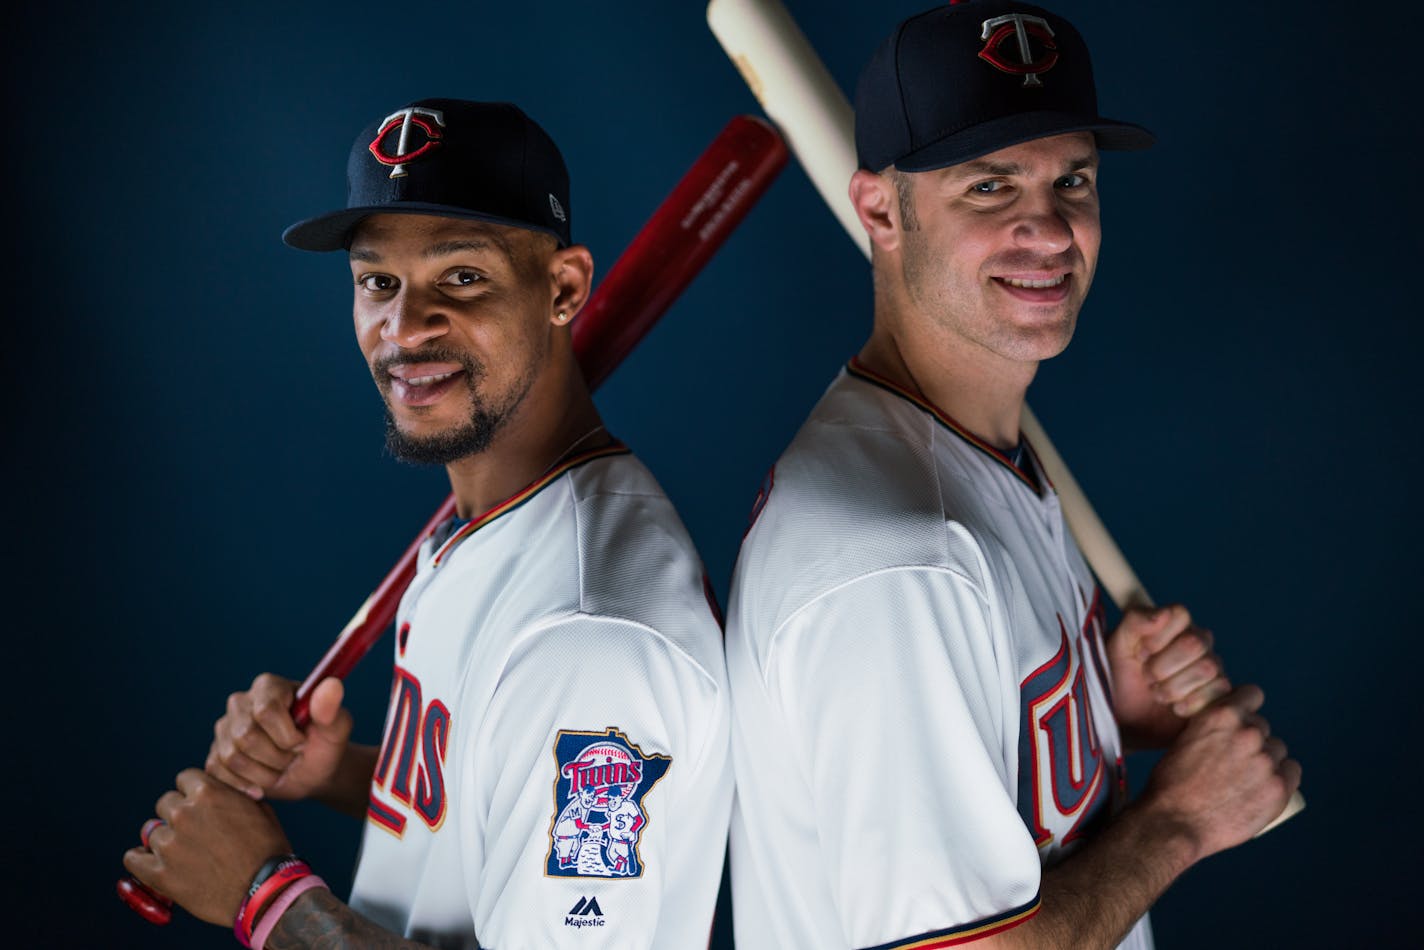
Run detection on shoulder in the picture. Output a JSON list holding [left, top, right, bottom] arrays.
[[557, 451, 726, 681], [730, 372, 990, 641]]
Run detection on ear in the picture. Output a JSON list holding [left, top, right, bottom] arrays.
[[849, 169, 901, 254], [549, 244, 594, 326]]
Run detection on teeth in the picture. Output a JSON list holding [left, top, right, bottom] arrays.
[[405, 371, 457, 387], [1002, 275, 1066, 289]]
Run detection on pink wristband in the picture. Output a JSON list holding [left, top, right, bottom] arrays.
[[249, 875, 328, 950]]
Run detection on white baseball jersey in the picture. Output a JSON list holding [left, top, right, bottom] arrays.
[[725, 362, 1152, 950], [347, 444, 731, 949]]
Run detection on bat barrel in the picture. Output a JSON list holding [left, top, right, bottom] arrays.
[[573, 114, 787, 389]]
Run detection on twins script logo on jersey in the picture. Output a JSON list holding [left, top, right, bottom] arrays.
[[546, 727, 670, 879], [1016, 597, 1124, 851], [368, 106, 445, 179], [367, 666, 451, 838], [978, 13, 1059, 87]]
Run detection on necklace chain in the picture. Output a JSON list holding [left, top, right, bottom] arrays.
[[540, 423, 607, 478]]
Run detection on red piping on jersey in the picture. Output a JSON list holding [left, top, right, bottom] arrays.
[[845, 358, 1044, 496], [858, 892, 1041, 949], [431, 441, 631, 566]]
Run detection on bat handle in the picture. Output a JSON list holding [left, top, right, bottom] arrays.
[[117, 875, 173, 925]]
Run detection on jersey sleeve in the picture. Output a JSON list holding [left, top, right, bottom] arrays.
[[461, 614, 730, 949], [767, 566, 1042, 948]]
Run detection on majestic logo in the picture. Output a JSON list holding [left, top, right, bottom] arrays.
[[565, 896, 606, 928], [549, 193, 567, 222], [978, 14, 1059, 87], [368, 106, 446, 179], [546, 727, 671, 879]]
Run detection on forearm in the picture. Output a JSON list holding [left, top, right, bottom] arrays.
[[264, 887, 437, 950], [311, 744, 379, 818], [979, 803, 1199, 949]]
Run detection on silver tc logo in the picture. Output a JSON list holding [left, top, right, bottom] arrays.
[[978, 14, 1059, 87], [368, 107, 446, 179]]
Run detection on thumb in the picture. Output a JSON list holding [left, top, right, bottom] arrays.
[[307, 677, 350, 738], [1131, 604, 1189, 656]]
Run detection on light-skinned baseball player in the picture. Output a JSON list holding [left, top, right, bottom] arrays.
[[724, 3, 1301, 949], [123, 98, 731, 948]]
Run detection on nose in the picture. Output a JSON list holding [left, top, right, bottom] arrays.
[[1011, 191, 1075, 255], [380, 287, 449, 349]]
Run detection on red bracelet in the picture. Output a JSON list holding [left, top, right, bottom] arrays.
[[233, 859, 312, 948]]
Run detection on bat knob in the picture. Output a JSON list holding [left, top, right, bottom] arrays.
[[117, 876, 173, 925]]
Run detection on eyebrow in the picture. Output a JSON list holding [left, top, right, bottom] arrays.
[[947, 154, 1099, 180], [348, 234, 514, 264]]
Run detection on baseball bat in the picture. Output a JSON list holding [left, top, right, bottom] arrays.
[[118, 113, 789, 925], [705, 0, 1303, 836]]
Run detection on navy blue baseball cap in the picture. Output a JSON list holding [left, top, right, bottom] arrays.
[[283, 98, 572, 251], [854, 0, 1154, 172]]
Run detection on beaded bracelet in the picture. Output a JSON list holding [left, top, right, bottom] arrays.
[[233, 858, 312, 948], [250, 875, 328, 950]]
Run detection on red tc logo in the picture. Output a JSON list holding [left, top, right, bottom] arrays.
[[978, 14, 1059, 88], [368, 106, 446, 179]]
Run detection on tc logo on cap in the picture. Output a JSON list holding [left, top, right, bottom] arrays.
[[368, 106, 446, 179], [978, 13, 1059, 88]]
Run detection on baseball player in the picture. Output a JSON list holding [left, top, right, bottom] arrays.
[[601, 783, 647, 877], [123, 98, 731, 948], [724, 4, 1301, 949], [554, 785, 600, 870]]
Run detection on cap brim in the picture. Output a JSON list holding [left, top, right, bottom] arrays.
[[282, 203, 568, 251], [892, 111, 1155, 173]]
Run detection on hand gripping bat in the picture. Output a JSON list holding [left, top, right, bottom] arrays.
[[117, 113, 789, 925], [705, 0, 1303, 836]]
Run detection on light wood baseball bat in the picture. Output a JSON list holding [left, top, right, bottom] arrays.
[[705, 0, 1302, 836]]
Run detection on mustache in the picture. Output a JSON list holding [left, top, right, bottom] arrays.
[[372, 346, 484, 380], [985, 251, 1079, 273]]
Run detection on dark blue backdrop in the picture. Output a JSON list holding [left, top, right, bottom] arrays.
[[10, 1, 1417, 947]]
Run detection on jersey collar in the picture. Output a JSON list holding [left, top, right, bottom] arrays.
[[430, 440, 630, 566], [845, 358, 1046, 497]]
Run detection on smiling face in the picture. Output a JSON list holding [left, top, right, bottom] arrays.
[[894, 132, 1102, 366], [348, 213, 559, 464]]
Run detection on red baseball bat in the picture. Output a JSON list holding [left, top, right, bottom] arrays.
[[118, 113, 788, 925]]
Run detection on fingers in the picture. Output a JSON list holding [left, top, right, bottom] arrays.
[[155, 788, 183, 823], [205, 748, 285, 799], [1224, 682, 1266, 715], [244, 674, 305, 747], [208, 674, 303, 794], [1123, 604, 1192, 655], [174, 767, 211, 796], [123, 844, 162, 884], [1157, 660, 1231, 718], [1279, 755, 1303, 798], [1123, 605, 1233, 719], [1262, 734, 1288, 765]]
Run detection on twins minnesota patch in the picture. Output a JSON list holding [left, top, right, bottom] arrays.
[[546, 727, 670, 879]]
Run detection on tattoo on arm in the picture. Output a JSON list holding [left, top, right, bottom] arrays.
[[265, 887, 442, 950]]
